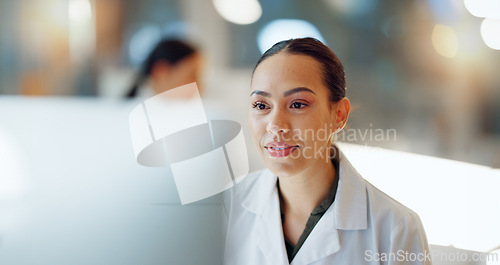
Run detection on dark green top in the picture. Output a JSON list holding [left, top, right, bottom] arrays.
[[277, 157, 340, 263]]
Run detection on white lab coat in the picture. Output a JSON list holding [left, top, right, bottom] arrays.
[[223, 146, 432, 265]]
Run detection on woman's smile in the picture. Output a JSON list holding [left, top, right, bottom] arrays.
[[264, 141, 300, 157]]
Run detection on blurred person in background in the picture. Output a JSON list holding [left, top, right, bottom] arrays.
[[125, 39, 202, 99]]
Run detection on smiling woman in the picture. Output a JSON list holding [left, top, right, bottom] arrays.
[[223, 38, 432, 265]]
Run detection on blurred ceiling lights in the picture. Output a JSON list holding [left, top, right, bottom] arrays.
[[68, 0, 95, 64], [257, 19, 325, 54], [380, 16, 405, 39], [323, 0, 378, 18], [427, 0, 462, 24], [464, 0, 500, 50], [480, 19, 500, 50], [213, 0, 262, 25], [464, 0, 500, 19], [432, 24, 459, 58], [68, 0, 92, 24]]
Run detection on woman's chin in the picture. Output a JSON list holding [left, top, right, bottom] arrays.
[[262, 158, 304, 178]]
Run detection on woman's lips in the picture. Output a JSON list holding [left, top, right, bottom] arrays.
[[264, 142, 299, 158]]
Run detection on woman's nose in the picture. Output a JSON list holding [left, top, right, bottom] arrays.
[[266, 124, 290, 134], [266, 111, 290, 135]]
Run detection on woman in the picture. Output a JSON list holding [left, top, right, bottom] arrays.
[[224, 38, 431, 264], [125, 39, 201, 98]]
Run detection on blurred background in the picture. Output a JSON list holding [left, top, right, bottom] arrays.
[[0, 0, 499, 166], [1, 0, 500, 264]]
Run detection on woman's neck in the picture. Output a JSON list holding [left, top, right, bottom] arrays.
[[278, 160, 336, 218]]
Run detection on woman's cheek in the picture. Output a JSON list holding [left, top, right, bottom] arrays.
[[248, 116, 263, 141]]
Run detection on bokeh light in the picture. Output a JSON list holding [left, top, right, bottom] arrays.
[[68, 0, 92, 25], [432, 24, 459, 58], [380, 15, 405, 38], [68, 0, 95, 64], [257, 19, 325, 54], [480, 18, 500, 50], [324, 0, 378, 17], [427, 0, 461, 23], [213, 0, 262, 25], [464, 0, 500, 19]]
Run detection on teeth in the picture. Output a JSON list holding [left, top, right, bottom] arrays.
[[271, 147, 286, 150]]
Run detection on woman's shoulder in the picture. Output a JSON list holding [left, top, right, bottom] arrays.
[[363, 179, 424, 229], [336, 145, 423, 228]]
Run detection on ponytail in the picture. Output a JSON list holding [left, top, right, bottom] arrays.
[[125, 39, 196, 98]]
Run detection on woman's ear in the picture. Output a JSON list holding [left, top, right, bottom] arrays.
[[332, 97, 350, 132]]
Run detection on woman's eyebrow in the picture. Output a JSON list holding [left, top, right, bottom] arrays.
[[250, 90, 271, 97], [284, 87, 316, 97]]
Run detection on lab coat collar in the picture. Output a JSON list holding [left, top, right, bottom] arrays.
[[241, 169, 277, 215], [240, 145, 368, 264], [241, 169, 288, 264], [333, 146, 368, 230], [252, 177, 290, 264], [241, 145, 368, 230]]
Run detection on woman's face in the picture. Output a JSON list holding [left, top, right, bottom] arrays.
[[151, 53, 202, 97], [249, 53, 342, 177]]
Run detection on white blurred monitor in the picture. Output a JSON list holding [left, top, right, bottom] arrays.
[[0, 97, 224, 265]]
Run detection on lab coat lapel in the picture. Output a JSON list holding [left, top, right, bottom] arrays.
[[334, 147, 368, 230], [242, 171, 289, 265], [240, 146, 367, 265], [291, 146, 368, 265], [254, 196, 289, 265], [291, 207, 340, 265]]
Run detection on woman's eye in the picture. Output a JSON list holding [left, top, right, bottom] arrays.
[[291, 102, 308, 109], [252, 102, 269, 110]]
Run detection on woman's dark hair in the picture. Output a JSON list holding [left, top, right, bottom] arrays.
[[126, 39, 196, 98], [253, 37, 346, 102]]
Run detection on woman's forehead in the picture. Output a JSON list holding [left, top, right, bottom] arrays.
[[251, 53, 326, 95]]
